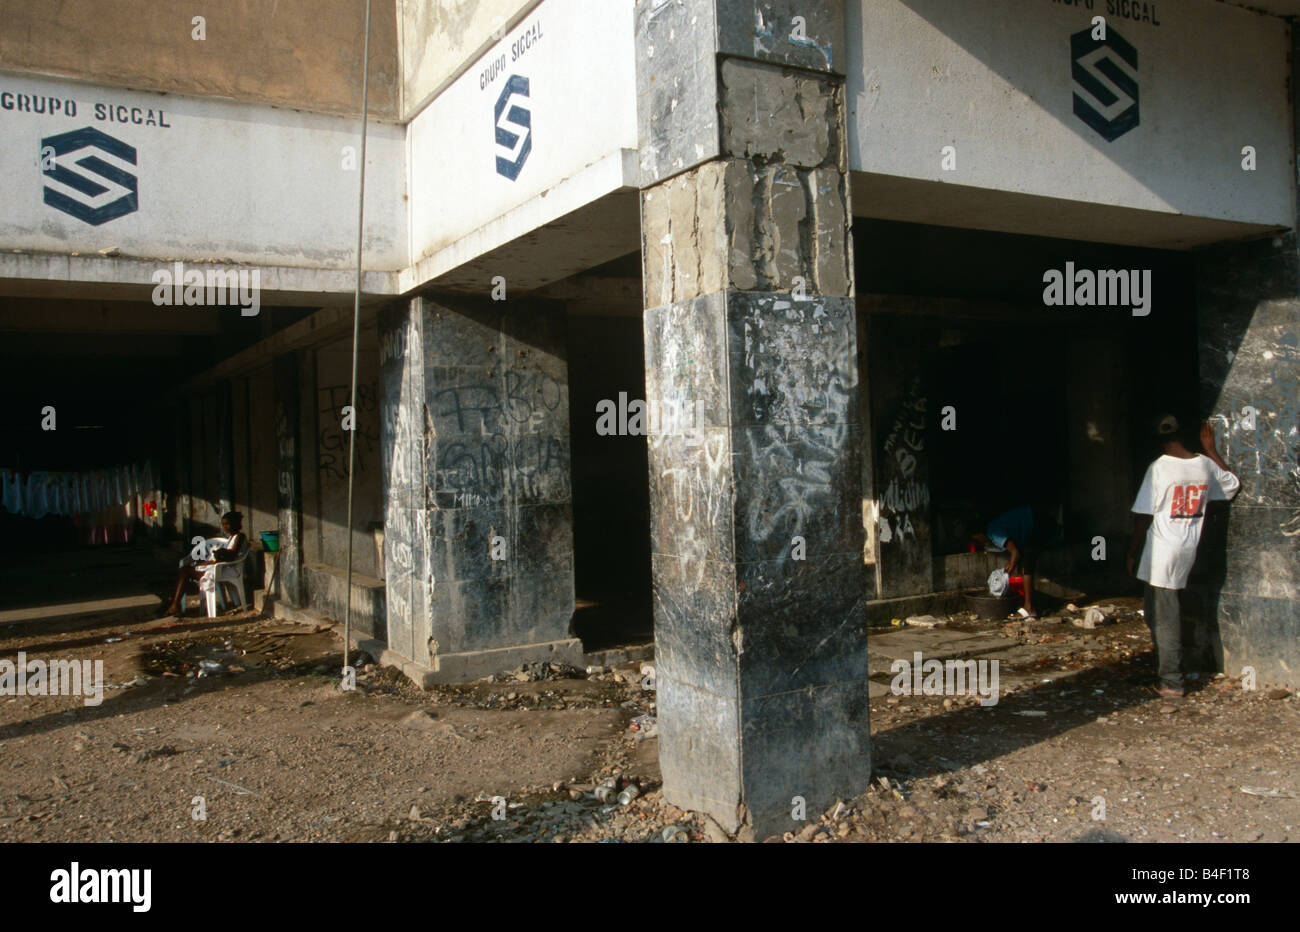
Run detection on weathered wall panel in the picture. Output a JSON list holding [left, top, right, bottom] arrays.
[[1197, 236, 1300, 687], [0, 0, 398, 119]]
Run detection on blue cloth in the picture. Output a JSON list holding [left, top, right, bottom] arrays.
[[987, 505, 1033, 550]]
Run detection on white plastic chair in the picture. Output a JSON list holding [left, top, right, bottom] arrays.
[[179, 537, 229, 568], [192, 537, 251, 617]]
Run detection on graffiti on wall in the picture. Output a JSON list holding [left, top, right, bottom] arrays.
[[318, 382, 380, 481], [878, 376, 928, 545], [433, 371, 567, 506]]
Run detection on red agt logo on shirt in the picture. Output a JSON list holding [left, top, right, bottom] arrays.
[[1170, 483, 1209, 518]]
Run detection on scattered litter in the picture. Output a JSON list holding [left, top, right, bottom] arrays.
[[206, 775, 260, 797], [617, 783, 640, 806], [105, 675, 150, 690], [104, 637, 122, 643], [594, 780, 618, 803], [662, 824, 689, 843], [1074, 606, 1113, 629], [1240, 786, 1296, 799], [904, 614, 943, 628]]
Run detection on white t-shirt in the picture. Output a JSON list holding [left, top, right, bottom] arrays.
[[1132, 454, 1240, 589]]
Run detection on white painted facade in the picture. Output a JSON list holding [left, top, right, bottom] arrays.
[[405, 0, 638, 271], [847, 0, 1294, 234], [1, 0, 1297, 300], [0, 72, 408, 274]]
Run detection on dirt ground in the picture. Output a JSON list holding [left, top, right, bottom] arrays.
[[0, 546, 1296, 843]]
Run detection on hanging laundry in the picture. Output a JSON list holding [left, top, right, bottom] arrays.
[[26, 472, 50, 520], [1, 469, 23, 515]]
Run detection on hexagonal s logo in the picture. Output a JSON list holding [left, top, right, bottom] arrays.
[[41, 126, 138, 225], [1071, 27, 1139, 142], [494, 74, 531, 181]]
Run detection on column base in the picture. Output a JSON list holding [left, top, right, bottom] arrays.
[[376, 637, 585, 688]]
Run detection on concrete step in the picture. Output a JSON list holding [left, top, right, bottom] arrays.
[[582, 642, 654, 669]]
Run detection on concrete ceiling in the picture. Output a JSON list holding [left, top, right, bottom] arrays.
[[850, 173, 1288, 251]]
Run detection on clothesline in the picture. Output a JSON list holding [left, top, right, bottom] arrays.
[[0, 460, 157, 521]]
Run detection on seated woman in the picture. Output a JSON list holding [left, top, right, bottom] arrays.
[[164, 511, 248, 616]]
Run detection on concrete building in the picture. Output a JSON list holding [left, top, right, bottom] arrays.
[[1, 0, 1297, 838]]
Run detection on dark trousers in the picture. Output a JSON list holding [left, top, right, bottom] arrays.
[[1144, 584, 1183, 691]]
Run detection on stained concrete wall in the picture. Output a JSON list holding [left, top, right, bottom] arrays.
[[0, 0, 398, 119], [313, 339, 382, 579], [869, 317, 933, 599], [641, 59, 852, 304], [398, 0, 538, 119], [379, 296, 579, 680], [637, 0, 868, 840], [1196, 234, 1300, 687], [274, 354, 304, 605], [635, 0, 845, 184]]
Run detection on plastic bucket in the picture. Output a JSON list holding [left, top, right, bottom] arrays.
[[260, 531, 280, 552]]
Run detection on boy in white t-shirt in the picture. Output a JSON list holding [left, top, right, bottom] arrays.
[[1127, 415, 1240, 697]]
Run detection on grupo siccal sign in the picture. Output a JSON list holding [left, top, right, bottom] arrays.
[[845, 0, 1292, 231], [0, 71, 407, 270], [407, 0, 637, 263]]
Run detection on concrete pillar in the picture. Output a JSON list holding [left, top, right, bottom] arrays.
[[637, 0, 868, 839], [298, 349, 321, 567], [1195, 234, 1300, 688], [1190, 25, 1300, 688], [378, 297, 581, 683], [274, 353, 304, 605], [868, 317, 933, 599], [215, 380, 234, 519]]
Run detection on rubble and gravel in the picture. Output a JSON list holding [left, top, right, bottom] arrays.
[[1, 590, 1295, 843]]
